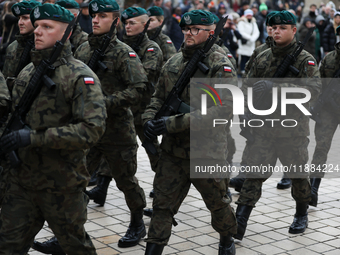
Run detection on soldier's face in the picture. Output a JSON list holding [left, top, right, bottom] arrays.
[[18, 14, 34, 35], [271, 24, 296, 47], [125, 17, 146, 36], [34, 20, 67, 50], [92, 12, 116, 35], [148, 16, 162, 30], [183, 25, 214, 47]]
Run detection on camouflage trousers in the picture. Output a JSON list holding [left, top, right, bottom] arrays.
[[0, 180, 96, 254], [236, 135, 311, 207], [86, 143, 146, 212], [135, 123, 161, 172], [226, 127, 236, 164], [146, 152, 237, 245], [311, 109, 340, 178]]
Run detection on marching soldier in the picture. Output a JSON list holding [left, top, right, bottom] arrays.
[[234, 11, 321, 241], [142, 10, 237, 255], [146, 6, 177, 65], [0, 4, 106, 254]]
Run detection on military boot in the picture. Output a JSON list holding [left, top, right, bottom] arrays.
[[218, 235, 235, 255], [143, 208, 153, 217], [32, 236, 65, 255], [149, 189, 155, 198], [229, 175, 245, 192], [234, 205, 253, 240], [118, 209, 146, 247], [309, 178, 321, 207], [277, 173, 291, 189], [289, 202, 308, 234], [84, 175, 111, 206], [87, 170, 98, 187], [144, 242, 165, 255]]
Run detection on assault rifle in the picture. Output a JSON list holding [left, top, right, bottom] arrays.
[[310, 68, 340, 124], [0, 17, 78, 167], [14, 38, 34, 77], [87, 18, 118, 73], [142, 16, 228, 155], [131, 18, 151, 52], [240, 27, 315, 143]]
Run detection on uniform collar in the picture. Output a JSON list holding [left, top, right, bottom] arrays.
[[181, 41, 206, 61], [123, 33, 148, 50], [272, 38, 297, 56], [16, 33, 34, 47], [88, 32, 117, 51]]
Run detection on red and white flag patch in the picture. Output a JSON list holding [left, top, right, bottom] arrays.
[[84, 77, 94, 85], [129, 52, 136, 57], [147, 48, 154, 52], [166, 40, 173, 44], [224, 66, 232, 72], [227, 54, 233, 58], [308, 61, 315, 66]]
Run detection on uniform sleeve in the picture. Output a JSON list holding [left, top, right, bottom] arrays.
[[141, 45, 163, 85], [2, 42, 16, 79], [30, 76, 107, 150], [161, 38, 177, 64]]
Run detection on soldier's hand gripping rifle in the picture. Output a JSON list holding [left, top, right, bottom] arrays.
[[87, 18, 118, 73], [239, 27, 315, 143], [131, 18, 151, 52], [142, 16, 228, 155], [310, 68, 340, 124], [0, 16, 78, 167]]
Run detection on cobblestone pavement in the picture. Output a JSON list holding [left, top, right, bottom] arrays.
[[29, 122, 340, 255]]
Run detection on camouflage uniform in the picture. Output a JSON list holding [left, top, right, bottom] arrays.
[[123, 33, 163, 171], [0, 40, 106, 254], [147, 27, 177, 65], [142, 41, 237, 245], [74, 33, 147, 212], [70, 23, 88, 53], [237, 38, 321, 207], [311, 42, 340, 177], [215, 37, 237, 69]]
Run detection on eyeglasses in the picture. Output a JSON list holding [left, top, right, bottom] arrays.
[[124, 21, 143, 26], [181, 27, 211, 35]]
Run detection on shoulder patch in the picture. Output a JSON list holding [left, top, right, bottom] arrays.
[[129, 52, 136, 57], [84, 77, 94, 85], [227, 54, 233, 58], [224, 66, 232, 72], [308, 61, 315, 66], [166, 40, 172, 44], [147, 48, 154, 52]]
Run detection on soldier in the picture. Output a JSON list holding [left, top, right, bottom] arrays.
[[55, 0, 88, 53], [309, 25, 340, 207], [0, 4, 106, 254], [142, 10, 237, 255], [2, 1, 42, 91], [146, 6, 177, 65], [76, 0, 148, 248], [234, 11, 321, 241]]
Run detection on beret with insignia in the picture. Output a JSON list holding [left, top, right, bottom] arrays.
[[89, 0, 120, 16], [212, 14, 219, 24], [121, 7, 147, 23], [55, 0, 80, 9], [268, 10, 296, 26], [147, 6, 163, 17], [12, 1, 42, 17], [30, 3, 75, 25], [179, 10, 214, 28], [265, 11, 278, 25]]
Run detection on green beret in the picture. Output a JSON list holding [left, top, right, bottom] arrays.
[[55, 0, 79, 9], [212, 14, 219, 24], [147, 6, 163, 17], [179, 10, 214, 28], [265, 11, 278, 25], [121, 7, 147, 22], [89, 0, 119, 16], [30, 3, 74, 25], [336, 25, 340, 35], [268, 10, 296, 26], [12, 1, 42, 17]]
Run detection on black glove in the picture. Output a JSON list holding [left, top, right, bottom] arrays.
[[253, 80, 274, 94], [144, 117, 169, 141], [0, 129, 31, 154]]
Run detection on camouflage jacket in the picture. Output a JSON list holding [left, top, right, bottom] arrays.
[[70, 24, 88, 54], [318, 41, 340, 114], [3, 33, 34, 80], [75, 33, 148, 143], [245, 38, 321, 138], [244, 36, 273, 76], [213, 40, 237, 70], [11, 41, 106, 193], [147, 27, 177, 65], [0, 71, 10, 118], [142, 42, 237, 159], [123, 33, 163, 125]]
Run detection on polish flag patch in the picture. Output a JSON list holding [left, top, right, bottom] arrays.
[[308, 61, 315, 66], [129, 52, 136, 57], [166, 40, 173, 44], [227, 54, 233, 58], [224, 66, 232, 72], [84, 77, 94, 85], [147, 48, 154, 52]]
